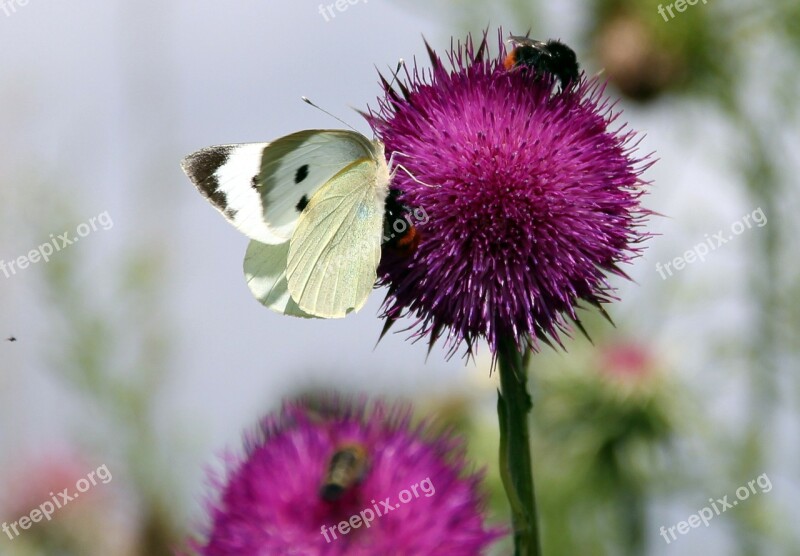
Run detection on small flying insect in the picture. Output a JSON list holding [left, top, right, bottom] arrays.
[[6, 336, 16, 342], [505, 35, 580, 91], [320, 443, 369, 502]]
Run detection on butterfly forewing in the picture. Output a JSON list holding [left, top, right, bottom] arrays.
[[257, 130, 378, 243], [181, 143, 284, 244]]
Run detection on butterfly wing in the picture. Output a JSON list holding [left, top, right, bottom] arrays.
[[243, 240, 316, 318], [182, 130, 376, 245], [286, 158, 388, 318], [256, 130, 378, 243], [181, 143, 279, 244], [183, 130, 387, 319]]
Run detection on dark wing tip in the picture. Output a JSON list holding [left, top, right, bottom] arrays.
[[180, 146, 236, 211], [181, 146, 233, 186]]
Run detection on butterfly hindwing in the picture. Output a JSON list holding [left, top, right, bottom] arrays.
[[256, 130, 378, 243], [243, 240, 316, 318], [286, 158, 388, 318]]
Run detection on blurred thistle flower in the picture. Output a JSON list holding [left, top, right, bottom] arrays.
[[591, 1, 726, 101], [533, 340, 678, 484], [598, 341, 654, 380], [530, 340, 681, 553], [370, 30, 651, 357], [0, 451, 135, 556], [594, 12, 683, 101], [186, 397, 503, 555]]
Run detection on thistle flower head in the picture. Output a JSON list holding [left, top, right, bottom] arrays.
[[370, 30, 651, 357], [187, 397, 502, 555]]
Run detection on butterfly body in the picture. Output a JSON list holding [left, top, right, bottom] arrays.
[[182, 129, 390, 319]]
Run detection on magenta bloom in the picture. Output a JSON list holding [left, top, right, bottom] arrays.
[[370, 31, 651, 356], [187, 397, 503, 555]]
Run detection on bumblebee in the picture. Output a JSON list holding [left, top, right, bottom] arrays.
[[383, 188, 421, 257], [320, 443, 369, 501], [505, 36, 580, 91]]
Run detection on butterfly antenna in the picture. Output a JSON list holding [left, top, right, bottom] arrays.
[[301, 96, 358, 132]]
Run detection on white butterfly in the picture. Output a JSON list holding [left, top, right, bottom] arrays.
[[181, 130, 391, 319]]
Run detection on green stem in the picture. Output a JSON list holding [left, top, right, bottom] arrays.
[[497, 336, 541, 556], [619, 480, 646, 556]]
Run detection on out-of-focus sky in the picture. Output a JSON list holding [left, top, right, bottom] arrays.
[[1, 1, 797, 552]]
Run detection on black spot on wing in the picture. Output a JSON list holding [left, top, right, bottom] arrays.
[[295, 164, 309, 184], [251, 175, 259, 190], [181, 146, 234, 212], [296, 195, 309, 213]]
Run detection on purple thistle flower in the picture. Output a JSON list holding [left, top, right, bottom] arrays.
[[370, 30, 652, 357], [186, 397, 503, 555]]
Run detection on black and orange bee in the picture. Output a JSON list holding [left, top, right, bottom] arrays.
[[382, 189, 422, 258], [505, 35, 580, 91]]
